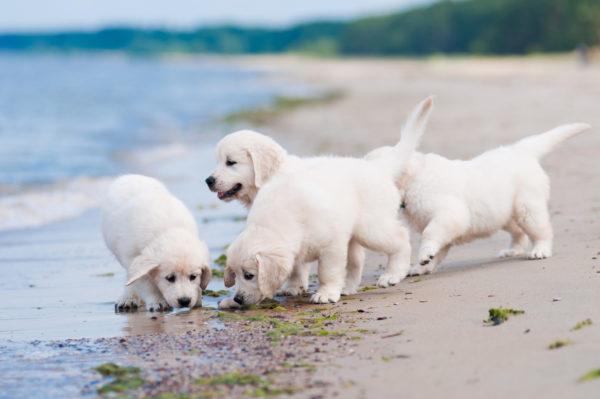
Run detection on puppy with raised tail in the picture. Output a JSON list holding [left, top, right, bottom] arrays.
[[218, 99, 434, 308], [102, 174, 211, 311], [367, 120, 591, 275]]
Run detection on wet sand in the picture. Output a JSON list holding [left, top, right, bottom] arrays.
[[2, 55, 600, 398]]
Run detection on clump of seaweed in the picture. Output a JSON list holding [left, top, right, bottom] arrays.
[[214, 254, 227, 267], [571, 319, 593, 331], [196, 372, 294, 397], [211, 268, 224, 278], [548, 339, 573, 350], [359, 285, 378, 292], [93, 363, 144, 394], [203, 289, 229, 298], [484, 308, 525, 325], [578, 368, 600, 383]]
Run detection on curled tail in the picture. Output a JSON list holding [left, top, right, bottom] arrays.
[[513, 123, 591, 159]]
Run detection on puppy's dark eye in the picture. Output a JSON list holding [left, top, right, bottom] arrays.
[[166, 274, 176, 283], [189, 274, 197, 281], [243, 271, 254, 280], [226, 159, 237, 166]]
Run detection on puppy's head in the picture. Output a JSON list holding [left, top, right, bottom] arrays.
[[223, 228, 292, 306], [126, 229, 211, 309], [206, 130, 287, 206]]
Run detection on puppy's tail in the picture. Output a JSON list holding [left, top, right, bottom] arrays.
[[391, 96, 434, 172], [513, 123, 591, 159]]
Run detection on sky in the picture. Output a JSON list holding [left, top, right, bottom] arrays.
[[0, 0, 431, 32]]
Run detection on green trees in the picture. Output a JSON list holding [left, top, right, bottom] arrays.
[[0, 0, 599, 55]]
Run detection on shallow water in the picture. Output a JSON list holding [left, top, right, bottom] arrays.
[[0, 54, 310, 343]]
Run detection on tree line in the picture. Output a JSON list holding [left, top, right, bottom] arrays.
[[1, 0, 599, 56]]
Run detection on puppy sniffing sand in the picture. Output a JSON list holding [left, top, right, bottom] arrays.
[[102, 175, 211, 311], [368, 121, 591, 275]]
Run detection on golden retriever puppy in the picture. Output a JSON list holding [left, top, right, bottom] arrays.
[[102, 174, 211, 311]]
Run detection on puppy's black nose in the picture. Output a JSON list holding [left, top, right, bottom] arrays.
[[177, 297, 191, 307], [205, 176, 216, 188], [233, 294, 244, 305]]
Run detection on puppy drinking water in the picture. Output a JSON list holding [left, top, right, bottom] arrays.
[[367, 121, 591, 275], [102, 174, 211, 311]]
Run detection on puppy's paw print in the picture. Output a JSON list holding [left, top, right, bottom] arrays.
[[497, 248, 524, 258], [311, 289, 341, 304], [377, 273, 403, 288]]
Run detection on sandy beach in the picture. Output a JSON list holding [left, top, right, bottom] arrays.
[[2, 54, 599, 398]]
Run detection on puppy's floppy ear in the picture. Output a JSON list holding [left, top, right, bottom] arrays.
[[126, 254, 158, 286], [256, 253, 290, 298], [247, 142, 285, 188], [223, 266, 236, 287], [200, 265, 212, 290]]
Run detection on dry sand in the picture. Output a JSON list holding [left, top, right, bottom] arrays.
[[236, 55, 600, 399]]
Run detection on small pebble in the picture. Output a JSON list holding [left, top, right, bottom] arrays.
[[552, 297, 562, 302], [376, 317, 388, 321]]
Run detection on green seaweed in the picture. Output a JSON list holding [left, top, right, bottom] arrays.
[[95, 272, 115, 277], [548, 339, 573, 350], [203, 289, 229, 298], [214, 254, 227, 267], [359, 285, 378, 292], [94, 363, 144, 394], [196, 372, 292, 397], [484, 308, 525, 325], [211, 268, 224, 278], [578, 368, 600, 383], [571, 319, 593, 331]]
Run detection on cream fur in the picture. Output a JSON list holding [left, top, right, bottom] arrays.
[[102, 174, 211, 311]]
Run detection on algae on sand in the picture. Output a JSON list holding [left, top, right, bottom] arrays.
[[484, 308, 525, 325], [548, 339, 573, 350], [578, 368, 600, 382], [571, 318, 592, 331], [94, 363, 144, 394]]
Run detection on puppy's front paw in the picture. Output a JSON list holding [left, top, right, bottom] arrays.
[[341, 285, 358, 296], [311, 288, 341, 304], [115, 295, 139, 312], [145, 299, 170, 312], [377, 273, 403, 288], [497, 248, 524, 258], [418, 243, 439, 266], [528, 243, 552, 260], [218, 297, 241, 310], [279, 284, 306, 297], [407, 265, 425, 277]]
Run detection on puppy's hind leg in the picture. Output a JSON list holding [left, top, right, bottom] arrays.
[[498, 220, 529, 258], [342, 239, 365, 295], [515, 199, 553, 260], [311, 242, 348, 304]]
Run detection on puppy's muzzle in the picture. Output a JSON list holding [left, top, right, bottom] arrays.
[[233, 294, 244, 305], [205, 176, 216, 189], [177, 297, 191, 307]]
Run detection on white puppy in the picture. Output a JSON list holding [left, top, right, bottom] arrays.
[[219, 99, 434, 307], [102, 174, 211, 311], [367, 122, 591, 275]]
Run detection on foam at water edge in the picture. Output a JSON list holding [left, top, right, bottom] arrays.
[[0, 177, 113, 232]]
